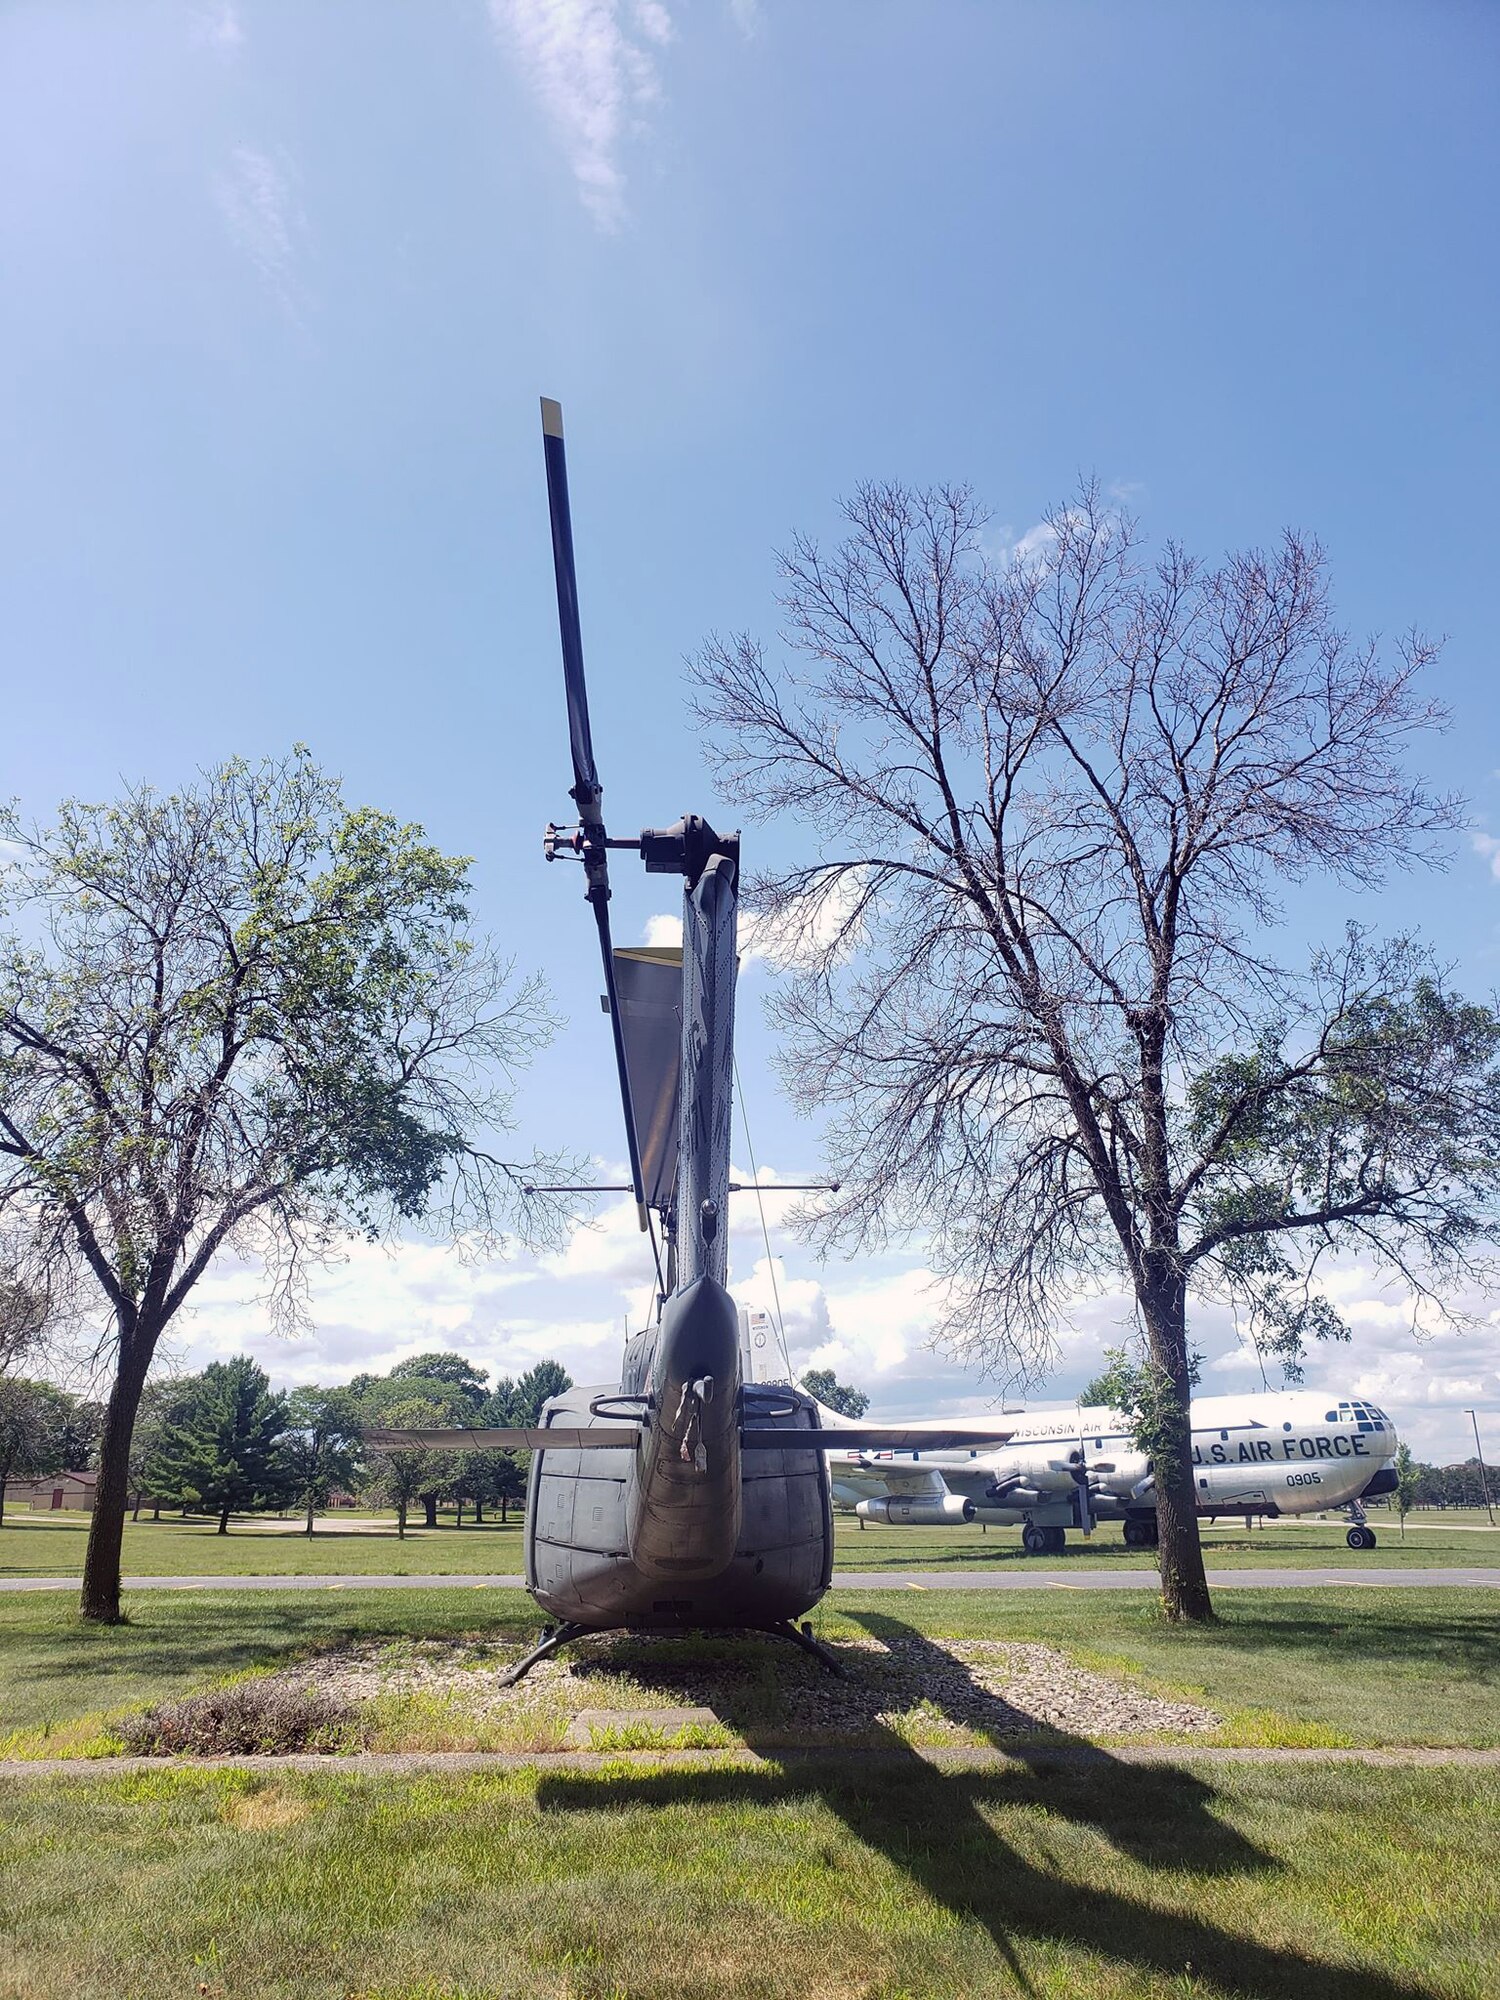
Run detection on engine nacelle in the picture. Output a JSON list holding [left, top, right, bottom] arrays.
[[992, 1448, 1084, 1493], [856, 1494, 976, 1527], [1085, 1451, 1152, 1497]]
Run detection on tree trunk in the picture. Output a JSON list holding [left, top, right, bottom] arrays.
[[474, 1499, 484, 1524], [217, 1505, 230, 1535], [81, 1336, 153, 1623], [422, 1494, 438, 1529], [500, 1496, 507, 1524], [455, 1500, 464, 1527], [151, 1502, 161, 1521], [131, 1492, 141, 1522], [1141, 1271, 1214, 1622], [0, 1475, 7, 1528], [397, 1499, 407, 1540], [305, 1499, 315, 1538]]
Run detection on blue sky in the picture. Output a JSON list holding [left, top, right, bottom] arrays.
[[2, 2, 1498, 1456]]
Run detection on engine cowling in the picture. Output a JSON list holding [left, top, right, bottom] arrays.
[[856, 1494, 976, 1526], [991, 1448, 1084, 1493], [1084, 1450, 1152, 1497]]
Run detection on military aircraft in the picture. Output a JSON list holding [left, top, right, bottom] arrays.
[[828, 1389, 1402, 1552], [364, 399, 1015, 1682]]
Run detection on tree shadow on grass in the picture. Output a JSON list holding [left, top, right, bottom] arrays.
[[537, 1613, 1441, 2000]]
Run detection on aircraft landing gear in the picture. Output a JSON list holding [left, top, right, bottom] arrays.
[[1022, 1524, 1067, 1555], [1123, 1517, 1159, 1548], [1344, 1498, 1377, 1551]]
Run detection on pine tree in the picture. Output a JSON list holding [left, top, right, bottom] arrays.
[[145, 1357, 289, 1534]]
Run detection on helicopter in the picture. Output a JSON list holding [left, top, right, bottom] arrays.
[[364, 400, 1015, 1684]]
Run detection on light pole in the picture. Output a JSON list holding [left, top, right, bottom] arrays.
[[1463, 1410, 1495, 1525]]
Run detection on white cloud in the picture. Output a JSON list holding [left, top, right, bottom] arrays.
[[726, 0, 762, 35], [642, 869, 867, 974], [488, 0, 673, 230], [1471, 831, 1500, 883], [103, 1174, 1500, 1468], [214, 146, 307, 320], [191, 1, 244, 54]]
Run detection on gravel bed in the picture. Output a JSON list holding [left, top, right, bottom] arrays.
[[273, 1631, 1220, 1742]]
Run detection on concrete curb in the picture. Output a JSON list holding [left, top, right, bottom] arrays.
[[4, 1745, 1499, 1780]]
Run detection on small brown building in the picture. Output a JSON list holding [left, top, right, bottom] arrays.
[[9, 1469, 98, 1512]]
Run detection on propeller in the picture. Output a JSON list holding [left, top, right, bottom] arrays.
[[539, 397, 649, 1231]]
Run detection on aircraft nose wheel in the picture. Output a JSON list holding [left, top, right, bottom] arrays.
[[1347, 1524, 1377, 1550]]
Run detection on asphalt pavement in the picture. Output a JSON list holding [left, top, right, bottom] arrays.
[[2, 1566, 1496, 1592]]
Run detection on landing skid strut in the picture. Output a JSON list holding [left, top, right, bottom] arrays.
[[499, 1620, 589, 1687], [499, 1617, 846, 1687]]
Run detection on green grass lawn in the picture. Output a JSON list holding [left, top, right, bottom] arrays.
[[2, 1587, 1496, 1753], [1, 1757, 1494, 1999], [3, 1589, 1496, 1998], [4, 1508, 1495, 1578], [0, 1513, 529, 1576]]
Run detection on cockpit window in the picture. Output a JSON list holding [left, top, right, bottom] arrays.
[[1337, 1398, 1387, 1433]]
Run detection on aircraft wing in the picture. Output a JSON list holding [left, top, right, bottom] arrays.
[[361, 1426, 639, 1452], [740, 1423, 1017, 1452]]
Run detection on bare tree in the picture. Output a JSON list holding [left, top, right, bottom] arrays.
[[692, 483, 1500, 1619], [0, 751, 564, 1620]]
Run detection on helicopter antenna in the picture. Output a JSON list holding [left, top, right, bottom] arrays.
[[539, 397, 650, 1232]]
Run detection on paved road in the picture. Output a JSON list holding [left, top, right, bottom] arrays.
[[3, 1566, 1496, 1592]]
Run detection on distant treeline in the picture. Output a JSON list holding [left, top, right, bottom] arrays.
[[0, 1350, 574, 1535]]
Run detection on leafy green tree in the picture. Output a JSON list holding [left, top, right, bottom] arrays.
[[360, 1390, 453, 1538], [693, 483, 1500, 1619], [389, 1353, 488, 1407], [1393, 1441, 1418, 1540], [145, 1357, 289, 1534], [1079, 1345, 1203, 1478], [358, 1371, 474, 1529], [0, 1376, 72, 1526], [800, 1367, 870, 1419], [0, 752, 561, 1619], [0, 1264, 51, 1376], [276, 1387, 363, 1536]]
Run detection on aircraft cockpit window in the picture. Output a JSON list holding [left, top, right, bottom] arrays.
[[1325, 1410, 1338, 1423], [1345, 1398, 1387, 1433]]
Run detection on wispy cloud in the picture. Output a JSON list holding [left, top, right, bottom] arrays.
[[642, 872, 868, 975], [488, 0, 674, 230], [214, 145, 306, 320], [1472, 831, 1500, 882], [191, 1, 245, 55]]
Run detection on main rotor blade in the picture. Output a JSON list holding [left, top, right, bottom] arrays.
[[363, 1426, 640, 1452], [539, 396, 649, 1227], [540, 396, 600, 814]]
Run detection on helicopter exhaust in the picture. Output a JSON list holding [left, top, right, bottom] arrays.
[[628, 1274, 742, 1578]]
